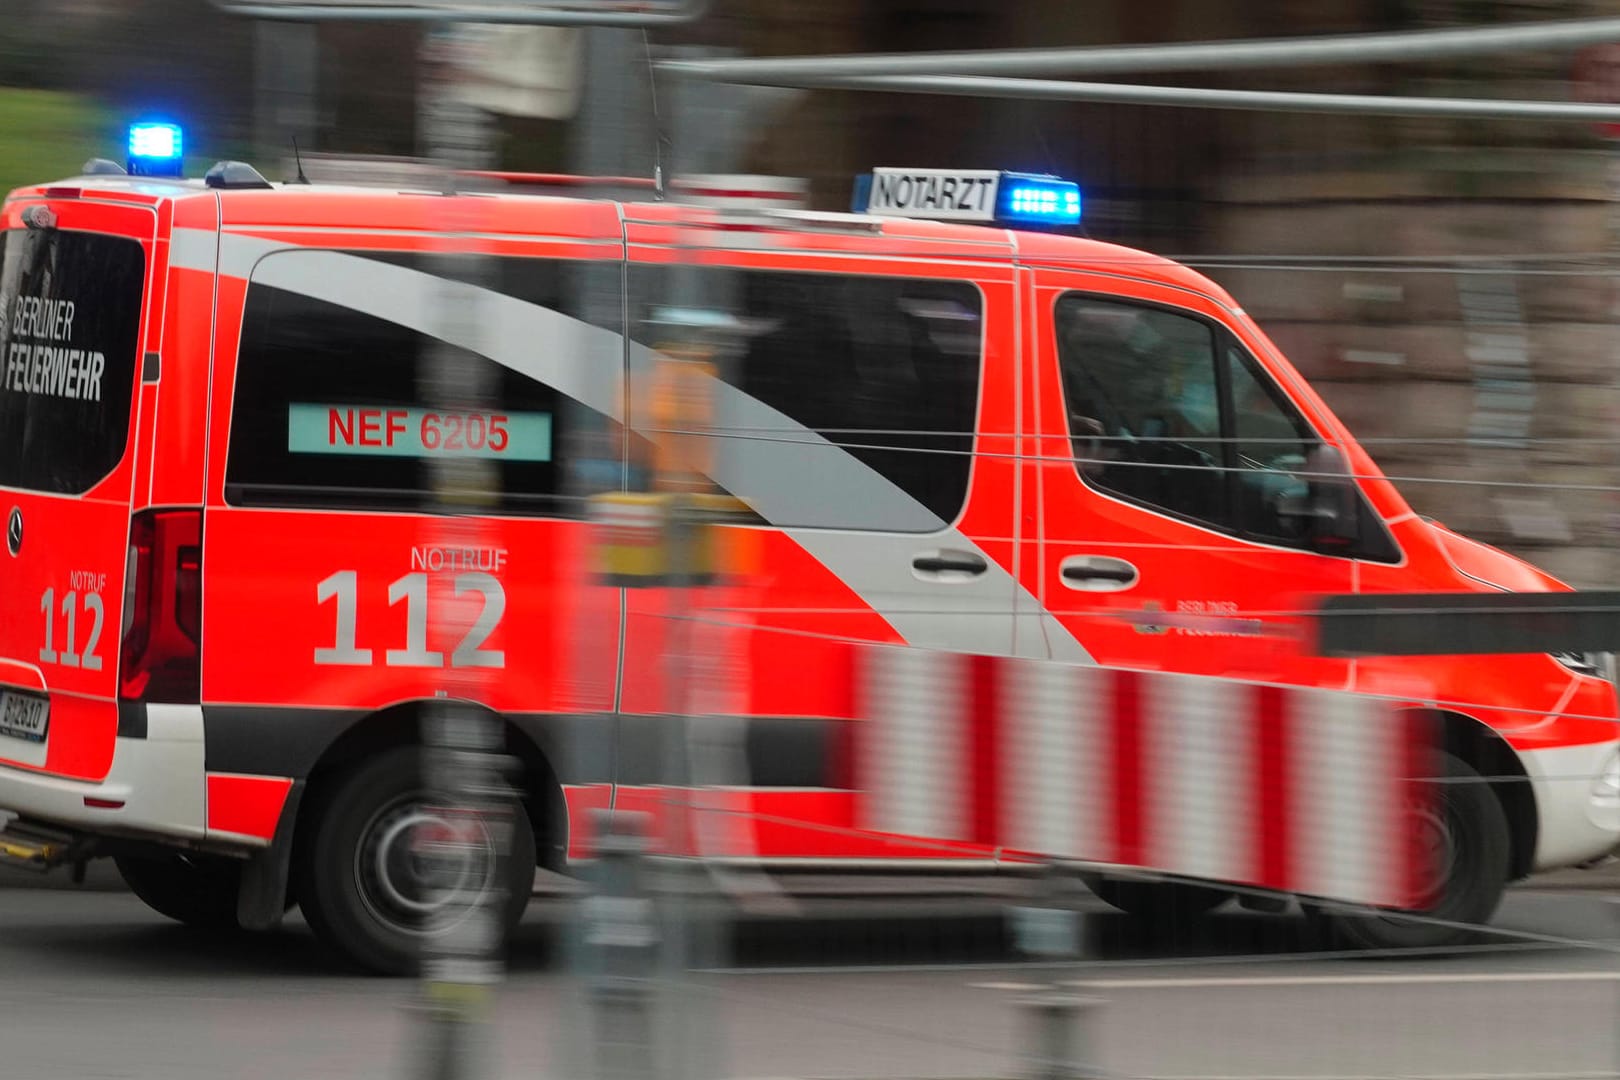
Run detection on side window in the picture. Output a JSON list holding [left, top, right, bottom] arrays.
[[1054, 295, 1230, 528], [628, 267, 983, 532], [225, 253, 621, 515], [1054, 292, 1350, 552], [1227, 345, 1315, 544]]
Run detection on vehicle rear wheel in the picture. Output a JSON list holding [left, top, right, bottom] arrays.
[[1081, 873, 1232, 921], [115, 852, 243, 929], [1322, 752, 1510, 951], [295, 745, 537, 975]]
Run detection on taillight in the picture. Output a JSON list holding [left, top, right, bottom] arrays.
[[119, 509, 202, 703]]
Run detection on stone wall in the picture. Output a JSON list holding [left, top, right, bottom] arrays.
[[1206, 164, 1620, 586], [1203, 0, 1620, 586]]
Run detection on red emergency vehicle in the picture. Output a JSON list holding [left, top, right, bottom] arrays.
[[0, 148, 1616, 972]]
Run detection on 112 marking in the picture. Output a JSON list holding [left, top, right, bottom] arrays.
[[39, 587, 104, 671], [314, 570, 505, 669]]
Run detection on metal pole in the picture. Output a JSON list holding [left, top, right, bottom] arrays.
[[409, 25, 511, 1080], [1009, 862, 1082, 962], [1017, 993, 1104, 1080], [1006, 867, 1094, 1080], [663, 74, 1620, 123], [583, 810, 660, 1080], [251, 19, 318, 164], [411, 703, 515, 1080], [659, 14, 1620, 83], [571, 28, 657, 193]]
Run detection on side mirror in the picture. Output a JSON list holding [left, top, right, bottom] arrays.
[[1275, 444, 1358, 551]]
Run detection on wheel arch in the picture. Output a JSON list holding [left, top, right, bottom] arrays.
[[1419, 708, 1536, 881], [296, 700, 568, 874]]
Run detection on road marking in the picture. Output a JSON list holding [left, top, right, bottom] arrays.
[[1142, 1073, 1617, 1080], [1062, 970, 1620, 989]]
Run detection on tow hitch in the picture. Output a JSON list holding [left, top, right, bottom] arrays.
[[0, 812, 88, 872]]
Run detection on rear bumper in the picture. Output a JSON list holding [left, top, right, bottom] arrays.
[[1523, 740, 1620, 871], [0, 704, 206, 845]]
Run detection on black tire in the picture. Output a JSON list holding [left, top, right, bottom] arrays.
[[115, 853, 243, 929], [1323, 752, 1510, 951], [1081, 873, 1232, 921], [294, 746, 537, 975]]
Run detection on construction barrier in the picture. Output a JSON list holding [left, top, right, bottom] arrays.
[[850, 647, 1430, 911]]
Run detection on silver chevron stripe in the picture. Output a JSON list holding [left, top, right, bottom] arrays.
[[171, 228, 1093, 662]]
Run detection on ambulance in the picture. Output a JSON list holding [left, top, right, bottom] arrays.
[[0, 130, 1616, 973]]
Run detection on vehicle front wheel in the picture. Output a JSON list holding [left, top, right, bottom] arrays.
[[1321, 752, 1510, 951], [115, 852, 243, 929], [295, 746, 537, 975]]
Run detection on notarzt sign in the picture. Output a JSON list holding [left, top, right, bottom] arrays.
[[864, 168, 1000, 222]]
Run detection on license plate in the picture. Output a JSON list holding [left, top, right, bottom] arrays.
[[0, 690, 48, 744]]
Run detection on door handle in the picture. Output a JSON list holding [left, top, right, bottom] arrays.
[[1059, 555, 1139, 592], [911, 549, 988, 581]]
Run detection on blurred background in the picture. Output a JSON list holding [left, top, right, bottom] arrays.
[[7, 0, 1620, 586]]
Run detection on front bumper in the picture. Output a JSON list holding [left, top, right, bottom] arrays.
[[1522, 740, 1620, 871]]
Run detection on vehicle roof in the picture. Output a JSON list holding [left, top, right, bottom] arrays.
[[5, 173, 1236, 307]]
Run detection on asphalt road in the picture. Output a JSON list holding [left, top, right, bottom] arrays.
[[2, 883, 1619, 1080]]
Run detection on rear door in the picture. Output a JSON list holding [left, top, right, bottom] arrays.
[[0, 195, 155, 780]]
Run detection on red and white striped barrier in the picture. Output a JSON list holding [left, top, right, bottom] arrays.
[[853, 648, 1429, 910]]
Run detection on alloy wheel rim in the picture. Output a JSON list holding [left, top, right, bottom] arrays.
[[354, 794, 497, 936]]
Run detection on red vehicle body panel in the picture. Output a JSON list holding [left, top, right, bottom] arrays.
[[0, 175, 1613, 876]]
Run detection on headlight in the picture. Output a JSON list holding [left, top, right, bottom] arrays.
[[1553, 651, 1614, 679]]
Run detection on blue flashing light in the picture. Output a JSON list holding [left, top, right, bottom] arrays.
[[127, 122, 183, 178], [995, 173, 1081, 226]]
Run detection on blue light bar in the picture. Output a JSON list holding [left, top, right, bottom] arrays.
[[127, 122, 183, 178], [996, 173, 1082, 226]]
